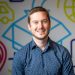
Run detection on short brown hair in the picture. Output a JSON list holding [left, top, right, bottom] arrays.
[[28, 6, 50, 24]]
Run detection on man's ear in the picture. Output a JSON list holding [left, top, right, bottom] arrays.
[[28, 24, 31, 31]]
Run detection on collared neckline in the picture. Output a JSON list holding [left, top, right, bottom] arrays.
[[31, 37, 53, 50], [31, 39, 37, 49]]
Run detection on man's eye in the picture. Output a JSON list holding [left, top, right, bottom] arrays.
[[34, 21, 38, 24], [42, 20, 48, 23]]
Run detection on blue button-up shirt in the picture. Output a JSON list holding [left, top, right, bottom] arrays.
[[12, 38, 74, 75]]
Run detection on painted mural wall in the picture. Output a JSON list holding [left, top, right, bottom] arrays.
[[0, 0, 75, 75]]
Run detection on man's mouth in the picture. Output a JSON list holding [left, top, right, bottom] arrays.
[[37, 30, 45, 35]]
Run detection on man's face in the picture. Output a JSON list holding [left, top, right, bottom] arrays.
[[28, 11, 50, 40]]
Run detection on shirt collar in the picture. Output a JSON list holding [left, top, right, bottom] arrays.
[[31, 39, 37, 49], [31, 37, 53, 50]]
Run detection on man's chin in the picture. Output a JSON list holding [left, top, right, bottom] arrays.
[[33, 34, 48, 40]]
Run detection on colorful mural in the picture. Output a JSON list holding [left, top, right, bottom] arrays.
[[0, 0, 75, 75]]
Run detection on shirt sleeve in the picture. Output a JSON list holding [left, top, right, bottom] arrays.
[[62, 47, 74, 75], [12, 50, 26, 75]]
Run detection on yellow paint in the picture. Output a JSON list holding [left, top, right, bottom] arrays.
[[8, 69, 11, 75], [0, 1, 15, 24], [64, 0, 75, 22], [57, 0, 60, 8]]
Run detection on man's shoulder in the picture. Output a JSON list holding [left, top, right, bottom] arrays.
[[15, 41, 32, 56], [20, 40, 32, 52], [50, 39, 69, 53]]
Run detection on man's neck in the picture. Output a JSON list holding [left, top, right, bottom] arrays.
[[33, 37, 48, 51]]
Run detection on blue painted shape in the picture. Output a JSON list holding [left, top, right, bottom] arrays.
[[32, 0, 46, 8], [70, 39, 75, 67], [70, 39, 75, 72], [50, 16, 71, 43]]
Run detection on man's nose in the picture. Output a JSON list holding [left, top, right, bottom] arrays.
[[38, 21, 43, 29]]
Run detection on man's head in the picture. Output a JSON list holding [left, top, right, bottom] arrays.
[[28, 6, 51, 40], [28, 6, 50, 24]]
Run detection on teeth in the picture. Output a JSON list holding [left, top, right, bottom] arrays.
[[38, 31, 44, 34], [38, 30, 43, 32], [38, 30, 44, 32]]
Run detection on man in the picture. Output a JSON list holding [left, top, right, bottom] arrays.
[[12, 6, 74, 75]]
